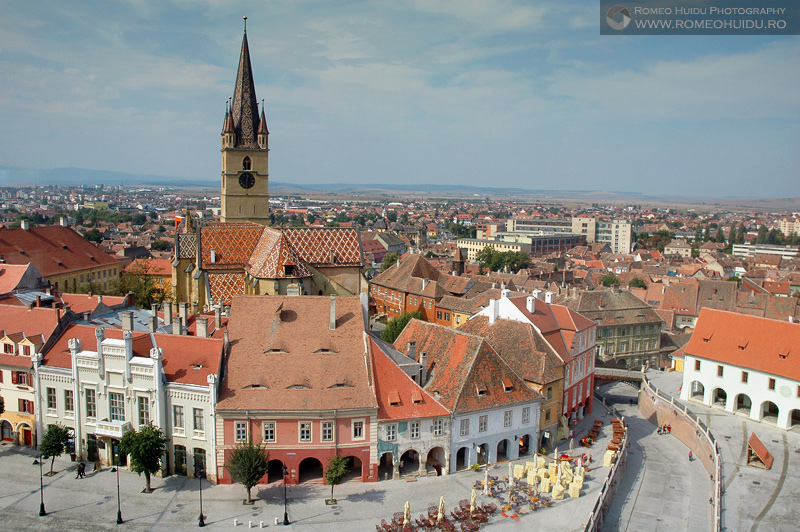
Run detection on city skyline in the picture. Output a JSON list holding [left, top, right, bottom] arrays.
[[0, 1, 798, 197]]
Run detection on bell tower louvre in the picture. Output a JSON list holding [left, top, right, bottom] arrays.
[[220, 17, 270, 224]]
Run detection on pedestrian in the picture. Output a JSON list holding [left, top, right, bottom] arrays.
[[657, 426, 662, 435], [80, 462, 86, 478], [667, 424, 671, 434], [688, 451, 693, 462]]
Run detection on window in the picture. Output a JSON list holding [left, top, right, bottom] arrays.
[[12, 371, 29, 386], [138, 396, 150, 425], [46, 387, 57, 416], [193, 408, 204, 437], [741, 371, 748, 383], [235, 421, 247, 442], [386, 424, 397, 442], [433, 419, 443, 436], [64, 390, 74, 417], [546, 386, 553, 400], [437, 311, 442, 320], [299, 422, 312, 442], [768, 378, 776, 391], [460, 418, 469, 436], [717, 365, 724, 377], [694, 360, 701, 371], [173, 406, 185, 435], [503, 410, 512, 428], [410, 421, 420, 439], [263, 421, 276, 443], [479, 415, 488, 433], [545, 409, 551, 422], [85, 389, 96, 420], [352, 420, 365, 440], [522, 407, 531, 424], [321, 421, 334, 442], [193, 448, 206, 477], [18, 398, 34, 414], [242, 156, 251, 170], [109, 392, 125, 422], [456, 315, 461, 324]]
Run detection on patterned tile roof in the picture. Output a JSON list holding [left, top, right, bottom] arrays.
[[246, 229, 311, 279], [284, 228, 363, 267], [200, 223, 264, 269], [208, 272, 246, 305]]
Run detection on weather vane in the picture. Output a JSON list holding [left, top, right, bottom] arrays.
[[243, 16, 247, 33]]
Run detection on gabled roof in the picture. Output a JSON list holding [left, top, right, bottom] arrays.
[[0, 226, 118, 277], [0, 263, 36, 293], [247, 230, 310, 279], [684, 308, 800, 382], [217, 295, 376, 411], [371, 253, 471, 297], [567, 289, 663, 327], [393, 320, 540, 414], [368, 337, 449, 421]]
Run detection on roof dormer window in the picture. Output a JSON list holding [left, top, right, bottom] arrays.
[[502, 378, 513, 392], [476, 384, 487, 396], [388, 391, 401, 406]]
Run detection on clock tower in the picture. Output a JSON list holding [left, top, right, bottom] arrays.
[[221, 22, 269, 224]]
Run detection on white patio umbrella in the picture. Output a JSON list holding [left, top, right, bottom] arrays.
[[403, 501, 410, 527], [569, 437, 575, 453], [437, 496, 445, 523], [470, 489, 477, 516], [483, 466, 489, 496], [508, 461, 514, 484]]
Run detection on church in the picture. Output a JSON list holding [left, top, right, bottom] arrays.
[[172, 25, 365, 308]]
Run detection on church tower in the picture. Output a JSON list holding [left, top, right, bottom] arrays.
[[221, 20, 270, 224]]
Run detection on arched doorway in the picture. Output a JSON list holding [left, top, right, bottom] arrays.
[[496, 439, 510, 462], [518, 435, 532, 457], [399, 449, 419, 476], [426, 447, 446, 476], [378, 452, 393, 481], [790, 410, 800, 429], [342, 456, 362, 482], [477, 443, 489, 465], [455, 447, 469, 471], [735, 394, 752, 416], [267, 459, 285, 483], [689, 381, 705, 402], [298, 457, 324, 483], [1, 420, 12, 442], [711, 388, 727, 408], [17, 423, 33, 447], [761, 401, 779, 425]]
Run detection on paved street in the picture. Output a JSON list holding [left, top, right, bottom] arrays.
[[646, 369, 800, 532], [0, 403, 617, 532]]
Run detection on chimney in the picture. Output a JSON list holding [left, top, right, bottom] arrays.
[[121, 310, 134, 331], [149, 314, 158, 332], [532, 289, 542, 300], [422, 278, 429, 290], [544, 291, 554, 304], [179, 302, 189, 323], [330, 295, 336, 330], [95, 327, 105, 376], [59, 217, 68, 227], [330, 249, 336, 264], [181, 316, 187, 335], [123, 330, 133, 382], [172, 319, 181, 335], [408, 341, 416, 361], [151, 303, 158, 317], [163, 301, 173, 326], [501, 288, 511, 298], [215, 303, 222, 329], [419, 352, 428, 386], [526, 296, 535, 313], [35, 295, 41, 307], [83, 311, 91, 321], [21, 219, 29, 230], [197, 316, 209, 338], [488, 298, 499, 325]]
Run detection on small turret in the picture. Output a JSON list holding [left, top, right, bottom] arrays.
[[221, 100, 235, 148], [257, 102, 268, 149]]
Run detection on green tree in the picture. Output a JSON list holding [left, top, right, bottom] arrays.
[[381, 252, 400, 271], [387, 211, 398, 223], [599, 274, 620, 287], [39, 423, 70, 474], [756, 224, 768, 244], [325, 455, 349, 503], [132, 213, 148, 225], [110, 258, 170, 308], [119, 423, 168, 493], [226, 439, 269, 504], [629, 277, 647, 289], [84, 228, 103, 243], [151, 240, 170, 251], [736, 223, 746, 244], [381, 311, 423, 344], [475, 246, 497, 271]]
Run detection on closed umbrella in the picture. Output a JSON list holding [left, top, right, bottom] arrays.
[[569, 437, 575, 453], [437, 496, 445, 524], [508, 461, 514, 484], [483, 466, 489, 496], [403, 501, 410, 527], [470, 489, 477, 516]]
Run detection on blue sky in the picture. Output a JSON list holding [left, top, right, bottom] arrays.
[[0, 0, 797, 196]]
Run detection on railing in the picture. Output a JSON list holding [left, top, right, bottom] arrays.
[[639, 376, 722, 532], [594, 368, 644, 379], [95, 420, 133, 439], [584, 395, 628, 532]]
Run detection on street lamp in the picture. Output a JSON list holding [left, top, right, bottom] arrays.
[[111, 449, 123, 524], [196, 465, 205, 527], [34, 454, 46, 516], [282, 464, 290, 526]]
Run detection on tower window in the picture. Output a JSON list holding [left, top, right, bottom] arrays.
[[243, 156, 252, 170]]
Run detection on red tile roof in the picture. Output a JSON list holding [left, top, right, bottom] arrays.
[[685, 308, 800, 382], [216, 295, 377, 411], [0, 264, 32, 293], [368, 337, 449, 421]]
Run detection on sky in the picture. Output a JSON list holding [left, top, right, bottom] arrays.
[[0, 0, 798, 197]]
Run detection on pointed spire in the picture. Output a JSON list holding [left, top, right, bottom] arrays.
[[258, 99, 269, 135], [230, 25, 259, 148], [221, 99, 231, 134]]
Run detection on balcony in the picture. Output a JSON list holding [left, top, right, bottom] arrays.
[[94, 420, 133, 439]]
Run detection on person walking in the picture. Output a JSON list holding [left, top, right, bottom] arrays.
[[688, 451, 693, 462], [79, 462, 86, 478]]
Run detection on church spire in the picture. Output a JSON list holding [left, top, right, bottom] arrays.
[[229, 20, 260, 148]]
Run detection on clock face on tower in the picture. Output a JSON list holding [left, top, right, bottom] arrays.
[[239, 172, 255, 189]]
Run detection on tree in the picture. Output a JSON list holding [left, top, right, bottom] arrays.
[[119, 423, 168, 493], [381, 252, 399, 271], [132, 213, 148, 225], [226, 439, 269, 504], [325, 455, 349, 503], [84, 228, 103, 243], [629, 277, 647, 289], [111, 258, 170, 308], [151, 240, 170, 251], [40, 423, 70, 474], [736, 223, 746, 244], [599, 274, 620, 287], [381, 311, 423, 344]]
